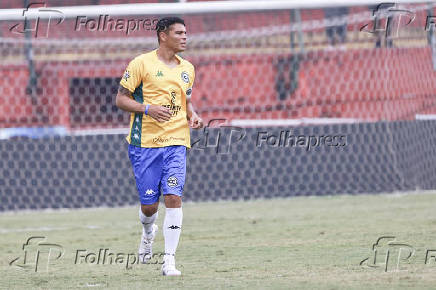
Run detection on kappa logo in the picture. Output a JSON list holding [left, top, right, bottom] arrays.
[[167, 176, 178, 188], [156, 70, 164, 77], [168, 225, 181, 230], [145, 189, 154, 195], [181, 72, 189, 83]]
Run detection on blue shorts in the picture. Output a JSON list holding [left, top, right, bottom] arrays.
[[128, 144, 186, 205]]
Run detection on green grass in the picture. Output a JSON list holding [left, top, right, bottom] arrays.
[[2, 191, 436, 289]]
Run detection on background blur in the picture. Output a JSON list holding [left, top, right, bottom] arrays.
[[1, 0, 436, 211]]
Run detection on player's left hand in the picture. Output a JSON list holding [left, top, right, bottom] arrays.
[[189, 113, 204, 129]]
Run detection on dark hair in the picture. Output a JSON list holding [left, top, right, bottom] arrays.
[[156, 17, 185, 43]]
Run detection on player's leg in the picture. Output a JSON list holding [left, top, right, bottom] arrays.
[[128, 144, 163, 263], [163, 194, 182, 274], [138, 202, 159, 263], [160, 145, 186, 276], [140, 202, 159, 237]]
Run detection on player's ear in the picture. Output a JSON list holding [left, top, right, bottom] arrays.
[[159, 30, 168, 42]]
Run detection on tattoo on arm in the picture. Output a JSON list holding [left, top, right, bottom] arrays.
[[118, 85, 131, 96]]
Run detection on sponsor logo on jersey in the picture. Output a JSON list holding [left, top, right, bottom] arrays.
[[163, 91, 181, 116], [153, 136, 170, 143], [152, 136, 185, 144]]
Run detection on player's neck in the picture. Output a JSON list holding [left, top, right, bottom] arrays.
[[156, 47, 180, 67]]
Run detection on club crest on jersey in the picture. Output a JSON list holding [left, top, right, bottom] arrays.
[[181, 72, 189, 83], [167, 176, 178, 188], [123, 70, 130, 81]]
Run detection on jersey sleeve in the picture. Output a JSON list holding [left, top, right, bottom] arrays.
[[120, 57, 142, 93], [186, 66, 195, 100]]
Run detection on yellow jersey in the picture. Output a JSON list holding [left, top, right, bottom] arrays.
[[120, 49, 195, 148]]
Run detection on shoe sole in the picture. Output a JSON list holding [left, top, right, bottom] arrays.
[[162, 271, 181, 276]]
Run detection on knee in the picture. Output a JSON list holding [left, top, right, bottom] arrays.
[[164, 194, 182, 208], [141, 203, 158, 217]]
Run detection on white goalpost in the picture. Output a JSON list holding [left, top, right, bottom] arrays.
[[0, 0, 434, 20]]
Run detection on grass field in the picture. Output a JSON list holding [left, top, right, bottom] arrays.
[[2, 191, 436, 289]]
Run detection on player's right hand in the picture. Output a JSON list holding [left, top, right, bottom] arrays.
[[147, 105, 172, 122]]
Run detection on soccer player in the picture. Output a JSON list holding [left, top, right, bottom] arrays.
[[115, 17, 203, 276]]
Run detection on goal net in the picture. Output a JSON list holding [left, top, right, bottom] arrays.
[[1, 0, 436, 210]]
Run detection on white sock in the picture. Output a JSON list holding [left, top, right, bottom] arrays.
[[139, 207, 158, 237], [163, 207, 183, 256]]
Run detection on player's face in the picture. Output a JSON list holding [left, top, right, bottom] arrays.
[[166, 23, 187, 52]]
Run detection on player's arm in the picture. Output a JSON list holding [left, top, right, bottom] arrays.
[[186, 98, 203, 129], [185, 67, 203, 128], [115, 85, 145, 113], [115, 85, 172, 122]]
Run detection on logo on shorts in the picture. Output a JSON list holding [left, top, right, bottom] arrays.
[[181, 72, 189, 83], [167, 176, 178, 188], [145, 189, 154, 195]]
